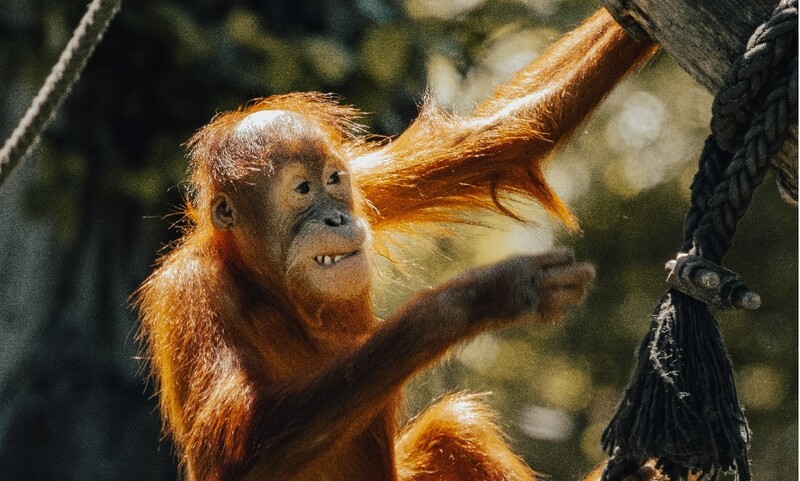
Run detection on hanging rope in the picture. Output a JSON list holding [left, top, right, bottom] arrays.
[[0, 0, 122, 187], [692, 57, 797, 262], [601, 0, 797, 479]]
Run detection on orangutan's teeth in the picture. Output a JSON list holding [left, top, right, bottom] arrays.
[[315, 253, 351, 267]]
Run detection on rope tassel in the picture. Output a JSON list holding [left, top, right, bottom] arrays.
[[600, 0, 797, 479], [602, 290, 751, 481]]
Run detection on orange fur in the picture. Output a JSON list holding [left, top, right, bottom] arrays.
[[353, 9, 656, 233], [397, 394, 540, 481], [135, 9, 653, 481]]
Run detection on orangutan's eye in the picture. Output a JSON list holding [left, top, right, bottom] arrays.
[[295, 181, 310, 194]]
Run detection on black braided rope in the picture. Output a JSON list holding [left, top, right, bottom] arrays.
[[682, 138, 733, 253], [685, 0, 797, 262], [712, 0, 798, 152], [696, 57, 797, 262]]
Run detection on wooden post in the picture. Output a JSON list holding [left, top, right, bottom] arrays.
[[600, 0, 798, 202]]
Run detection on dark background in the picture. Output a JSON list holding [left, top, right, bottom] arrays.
[[0, 0, 795, 479]]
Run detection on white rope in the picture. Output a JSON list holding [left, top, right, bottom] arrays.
[[0, 0, 123, 186]]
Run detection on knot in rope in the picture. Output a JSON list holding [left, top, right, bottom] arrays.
[[684, 0, 798, 264], [711, 0, 798, 152]]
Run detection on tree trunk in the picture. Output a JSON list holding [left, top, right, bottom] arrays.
[[600, 0, 798, 203]]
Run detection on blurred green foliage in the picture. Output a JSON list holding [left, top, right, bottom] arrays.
[[0, 0, 795, 479]]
